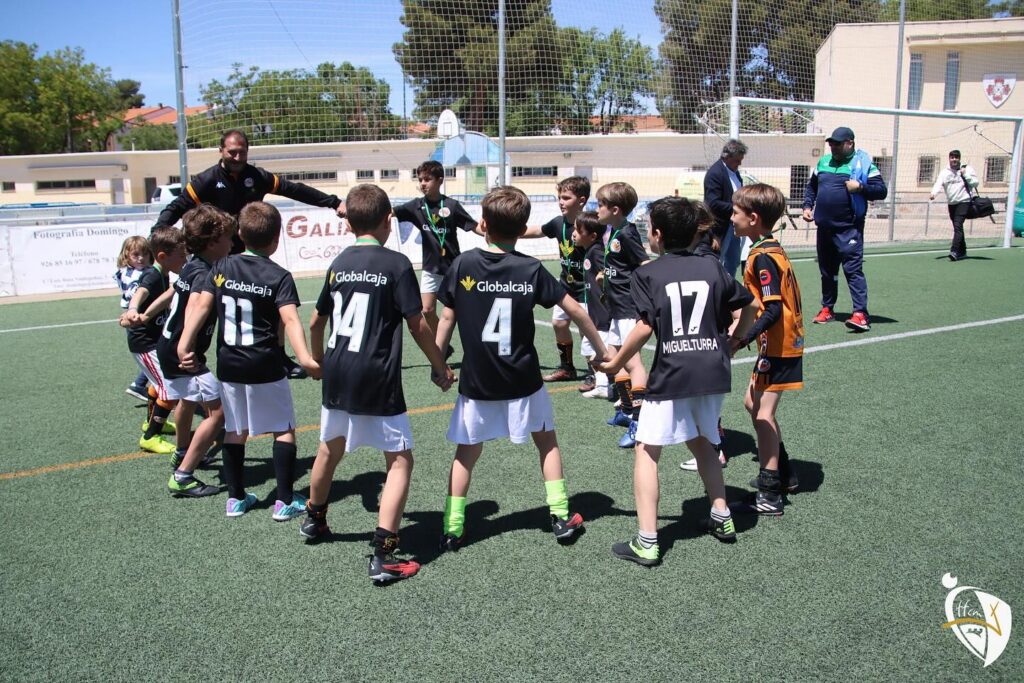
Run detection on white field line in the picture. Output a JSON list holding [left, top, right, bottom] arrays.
[[537, 313, 1024, 362]]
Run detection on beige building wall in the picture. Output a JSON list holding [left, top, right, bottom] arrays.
[[815, 17, 1024, 197]]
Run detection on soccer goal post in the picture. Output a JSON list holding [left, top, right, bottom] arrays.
[[730, 97, 1023, 250]]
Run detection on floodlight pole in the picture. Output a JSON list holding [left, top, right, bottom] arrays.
[[887, 0, 906, 241], [1005, 120, 1023, 248], [172, 0, 188, 187], [498, 0, 507, 187]]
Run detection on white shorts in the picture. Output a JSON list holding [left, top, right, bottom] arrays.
[[553, 302, 598, 357], [447, 386, 555, 445], [133, 350, 170, 401], [221, 379, 296, 436], [581, 326, 606, 359], [606, 317, 637, 347], [165, 371, 221, 403], [420, 270, 443, 294], [320, 407, 413, 453], [635, 394, 726, 447]]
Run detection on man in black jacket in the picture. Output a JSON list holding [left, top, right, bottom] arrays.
[[154, 129, 345, 254], [703, 139, 747, 278], [155, 129, 346, 378]]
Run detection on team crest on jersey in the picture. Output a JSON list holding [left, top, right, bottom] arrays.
[[216, 181, 226, 189], [610, 238, 622, 253], [757, 358, 771, 373], [213, 273, 226, 287], [793, 336, 804, 349], [759, 269, 772, 285], [438, 207, 451, 218], [460, 276, 477, 291], [244, 177, 255, 188], [583, 257, 592, 270]]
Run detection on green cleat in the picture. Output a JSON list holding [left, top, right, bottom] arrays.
[[168, 474, 220, 498], [611, 537, 660, 566], [139, 434, 176, 454], [705, 515, 738, 543], [141, 419, 177, 436]]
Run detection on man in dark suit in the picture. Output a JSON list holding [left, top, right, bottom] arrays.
[[703, 139, 747, 278]]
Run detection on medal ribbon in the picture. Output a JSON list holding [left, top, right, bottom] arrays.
[[422, 199, 447, 254]]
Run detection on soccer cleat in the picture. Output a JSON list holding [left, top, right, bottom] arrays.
[[731, 491, 784, 516], [749, 473, 799, 494], [368, 553, 421, 584], [543, 367, 577, 382], [812, 306, 834, 324], [140, 434, 176, 454], [226, 493, 257, 517], [845, 311, 870, 332], [577, 374, 596, 392], [141, 419, 177, 436], [607, 409, 632, 428], [618, 420, 638, 448], [680, 452, 727, 470], [551, 512, 584, 542], [704, 516, 738, 543], [611, 537, 660, 566], [272, 493, 308, 521], [125, 384, 149, 401], [439, 532, 465, 553], [581, 384, 613, 400], [283, 355, 308, 380], [299, 510, 329, 542], [168, 474, 220, 498]]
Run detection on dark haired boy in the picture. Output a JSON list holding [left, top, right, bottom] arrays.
[[178, 201, 319, 520], [521, 176, 592, 385], [435, 187, 609, 551], [730, 184, 805, 516], [157, 205, 236, 498], [121, 227, 188, 455], [302, 184, 455, 584], [598, 196, 758, 565], [595, 182, 649, 448], [393, 161, 481, 341], [573, 211, 614, 399]]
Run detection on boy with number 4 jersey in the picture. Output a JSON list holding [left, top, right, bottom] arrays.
[[301, 185, 455, 585], [598, 197, 758, 566], [435, 186, 610, 552], [178, 202, 319, 520]]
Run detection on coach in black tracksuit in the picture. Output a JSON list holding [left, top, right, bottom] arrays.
[[154, 129, 344, 254]]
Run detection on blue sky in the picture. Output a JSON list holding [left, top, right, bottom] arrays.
[[6, 0, 664, 116]]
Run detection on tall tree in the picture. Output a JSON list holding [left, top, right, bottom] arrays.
[[0, 42, 121, 154], [115, 79, 145, 109], [394, 0, 565, 136], [190, 62, 401, 147]]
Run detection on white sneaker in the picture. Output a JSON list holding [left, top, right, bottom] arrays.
[[680, 457, 698, 471], [581, 385, 611, 399]]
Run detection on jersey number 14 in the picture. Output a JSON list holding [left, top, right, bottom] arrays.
[[328, 291, 370, 352]]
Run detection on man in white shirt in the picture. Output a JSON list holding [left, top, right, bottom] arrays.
[[930, 150, 979, 262]]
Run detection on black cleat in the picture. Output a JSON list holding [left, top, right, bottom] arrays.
[[299, 510, 329, 542], [368, 553, 420, 584], [703, 516, 737, 543], [551, 512, 584, 542], [731, 490, 784, 516], [439, 532, 465, 553], [167, 474, 221, 498]]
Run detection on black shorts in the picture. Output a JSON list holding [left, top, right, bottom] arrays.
[[751, 355, 803, 392]]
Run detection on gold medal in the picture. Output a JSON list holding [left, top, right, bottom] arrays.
[[566, 274, 575, 284], [441, 247, 446, 256]]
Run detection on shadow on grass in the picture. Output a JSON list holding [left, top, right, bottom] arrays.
[[722, 428, 757, 459], [933, 254, 993, 261]]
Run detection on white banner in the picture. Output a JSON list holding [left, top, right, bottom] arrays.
[[0, 201, 562, 298]]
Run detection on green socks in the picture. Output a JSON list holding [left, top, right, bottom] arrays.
[[545, 479, 569, 520], [443, 496, 467, 537]]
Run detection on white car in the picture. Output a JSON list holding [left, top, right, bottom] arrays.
[[150, 183, 182, 205]]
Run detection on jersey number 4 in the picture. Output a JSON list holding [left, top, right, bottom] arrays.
[[665, 281, 709, 336], [328, 291, 370, 352], [482, 297, 512, 356]]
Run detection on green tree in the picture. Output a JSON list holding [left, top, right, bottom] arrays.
[[115, 79, 145, 109], [0, 41, 46, 155], [118, 122, 177, 150], [189, 62, 400, 147]]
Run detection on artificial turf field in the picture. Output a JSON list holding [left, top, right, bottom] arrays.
[[1, 242, 1021, 681]]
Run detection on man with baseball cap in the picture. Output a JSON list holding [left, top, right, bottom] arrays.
[[802, 126, 887, 332]]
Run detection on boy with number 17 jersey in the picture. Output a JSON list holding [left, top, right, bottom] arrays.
[[435, 187, 609, 553]]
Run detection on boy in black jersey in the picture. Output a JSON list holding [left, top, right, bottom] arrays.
[[158, 206, 236, 498], [595, 182, 650, 449], [178, 202, 319, 520], [392, 161, 480, 339], [573, 212, 615, 399], [121, 227, 187, 455], [597, 197, 758, 565], [301, 185, 455, 584], [730, 184, 805, 516], [435, 187, 609, 551], [520, 176, 590, 384]]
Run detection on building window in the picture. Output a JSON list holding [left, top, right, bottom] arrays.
[[277, 171, 337, 182], [511, 166, 559, 178], [356, 169, 374, 181], [944, 51, 960, 111], [908, 53, 923, 110], [917, 156, 938, 185], [380, 169, 399, 181], [168, 176, 181, 184], [985, 156, 1009, 184], [789, 166, 809, 202], [444, 167, 456, 179], [1, 182, 14, 192], [36, 179, 97, 191]]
